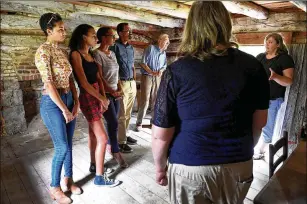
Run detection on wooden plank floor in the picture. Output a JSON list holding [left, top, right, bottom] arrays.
[[1, 114, 270, 204]]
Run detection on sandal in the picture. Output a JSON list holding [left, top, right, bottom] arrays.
[[114, 152, 129, 168], [61, 177, 82, 195], [50, 187, 72, 204]]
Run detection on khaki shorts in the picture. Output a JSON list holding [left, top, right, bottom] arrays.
[[168, 159, 253, 204]]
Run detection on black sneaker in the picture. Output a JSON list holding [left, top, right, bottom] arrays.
[[127, 136, 137, 145], [89, 163, 113, 174], [89, 163, 96, 173], [119, 144, 133, 153]]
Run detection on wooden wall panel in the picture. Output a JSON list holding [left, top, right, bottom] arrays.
[[235, 32, 293, 45]]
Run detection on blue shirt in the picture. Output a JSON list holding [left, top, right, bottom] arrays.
[[110, 40, 134, 80], [153, 48, 270, 166], [141, 45, 167, 75]]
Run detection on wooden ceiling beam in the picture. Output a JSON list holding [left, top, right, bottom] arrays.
[[222, 1, 269, 19], [0, 13, 160, 43], [96, 1, 190, 19], [69, 13, 161, 32], [100, 1, 270, 20], [60, 1, 184, 28], [0, 2, 164, 32], [232, 12, 306, 33], [290, 1, 307, 12], [1, 1, 184, 28]]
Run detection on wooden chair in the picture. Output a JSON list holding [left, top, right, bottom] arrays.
[[269, 131, 289, 178]]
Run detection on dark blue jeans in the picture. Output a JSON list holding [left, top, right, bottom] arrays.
[[103, 94, 120, 153], [40, 91, 76, 187]]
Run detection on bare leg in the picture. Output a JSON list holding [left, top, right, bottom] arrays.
[[88, 125, 97, 163], [89, 120, 108, 175]]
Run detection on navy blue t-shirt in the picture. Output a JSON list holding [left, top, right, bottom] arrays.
[[153, 48, 270, 166]]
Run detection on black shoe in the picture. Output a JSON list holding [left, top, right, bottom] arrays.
[[127, 136, 137, 145], [89, 163, 96, 173], [119, 144, 133, 153], [89, 163, 113, 174]]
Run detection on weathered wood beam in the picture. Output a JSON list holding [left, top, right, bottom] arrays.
[[129, 41, 149, 49], [0, 1, 74, 17], [99, 1, 271, 20], [0, 29, 44, 36], [162, 12, 305, 38], [1, 1, 184, 28], [0, 14, 154, 43], [222, 1, 269, 19], [290, 1, 307, 12], [59, 1, 184, 28], [232, 13, 306, 33], [234, 32, 293, 45], [96, 1, 190, 19], [0, 3, 163, 32], [69, 13, 161, 32]]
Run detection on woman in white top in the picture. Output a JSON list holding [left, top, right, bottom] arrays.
[[94, 27, 128, 168]]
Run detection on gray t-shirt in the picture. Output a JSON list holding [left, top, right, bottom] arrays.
[[94, 50, 119, 92]]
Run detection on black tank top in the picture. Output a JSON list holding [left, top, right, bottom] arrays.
[[73, 51, 98, 85]]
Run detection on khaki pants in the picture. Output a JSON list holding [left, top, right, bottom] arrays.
[[136, 74, 161, 125], [168, 159, 253, 204], [118, 80, 137, 144]]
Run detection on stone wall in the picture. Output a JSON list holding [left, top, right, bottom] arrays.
[[0, 34, 155, 135], [0, 8, 169, 136], [1, 80, 27, 135]]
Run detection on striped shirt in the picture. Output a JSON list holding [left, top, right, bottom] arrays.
[[94, 50, 119, 91]]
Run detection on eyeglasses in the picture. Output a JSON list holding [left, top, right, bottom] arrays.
[[121, 30, 132, 34], [104, 34, 116, 38]]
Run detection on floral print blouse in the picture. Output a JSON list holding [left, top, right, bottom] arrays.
[[35, 42, 72, 89]]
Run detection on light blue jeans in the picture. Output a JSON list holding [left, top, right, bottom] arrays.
[[262, 97, 284, 143], [40, 91, 76, 187]]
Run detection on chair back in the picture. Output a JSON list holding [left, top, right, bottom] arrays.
[[269, 131, 288, 178]]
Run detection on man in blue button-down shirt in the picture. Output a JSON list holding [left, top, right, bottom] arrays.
[[110, 23, 138, 153], [135, 34, 170, 132]]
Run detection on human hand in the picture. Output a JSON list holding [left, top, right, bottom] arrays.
[[72, 101, 79, 118], [269, 68, 277, 81], [151, 71, 158, 76], [156, 168, 168, 186], [111, 91, 120, 98], [100, 97, 110, 110], [62, 110, 74, 123], [158, 70, 163, 77]]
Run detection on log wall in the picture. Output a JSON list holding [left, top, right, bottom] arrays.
[[1, 1, 306, 137], [0, 2, 167, 135]]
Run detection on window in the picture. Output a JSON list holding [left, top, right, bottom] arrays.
[[239, 46, 264, 57]]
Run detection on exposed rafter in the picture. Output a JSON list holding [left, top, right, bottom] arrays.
[[0, 1, 184, 28], [0, 1, 164, 32], [232, 12, 305, 33], [97, 1, 190, 19], [290, 1, 307, 12], [60, 1, 185, 28], [222, 1, 269, 19]]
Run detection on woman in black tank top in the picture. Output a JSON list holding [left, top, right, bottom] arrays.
[[69, 24, 120, 187], [74, 50, 98, 85]]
